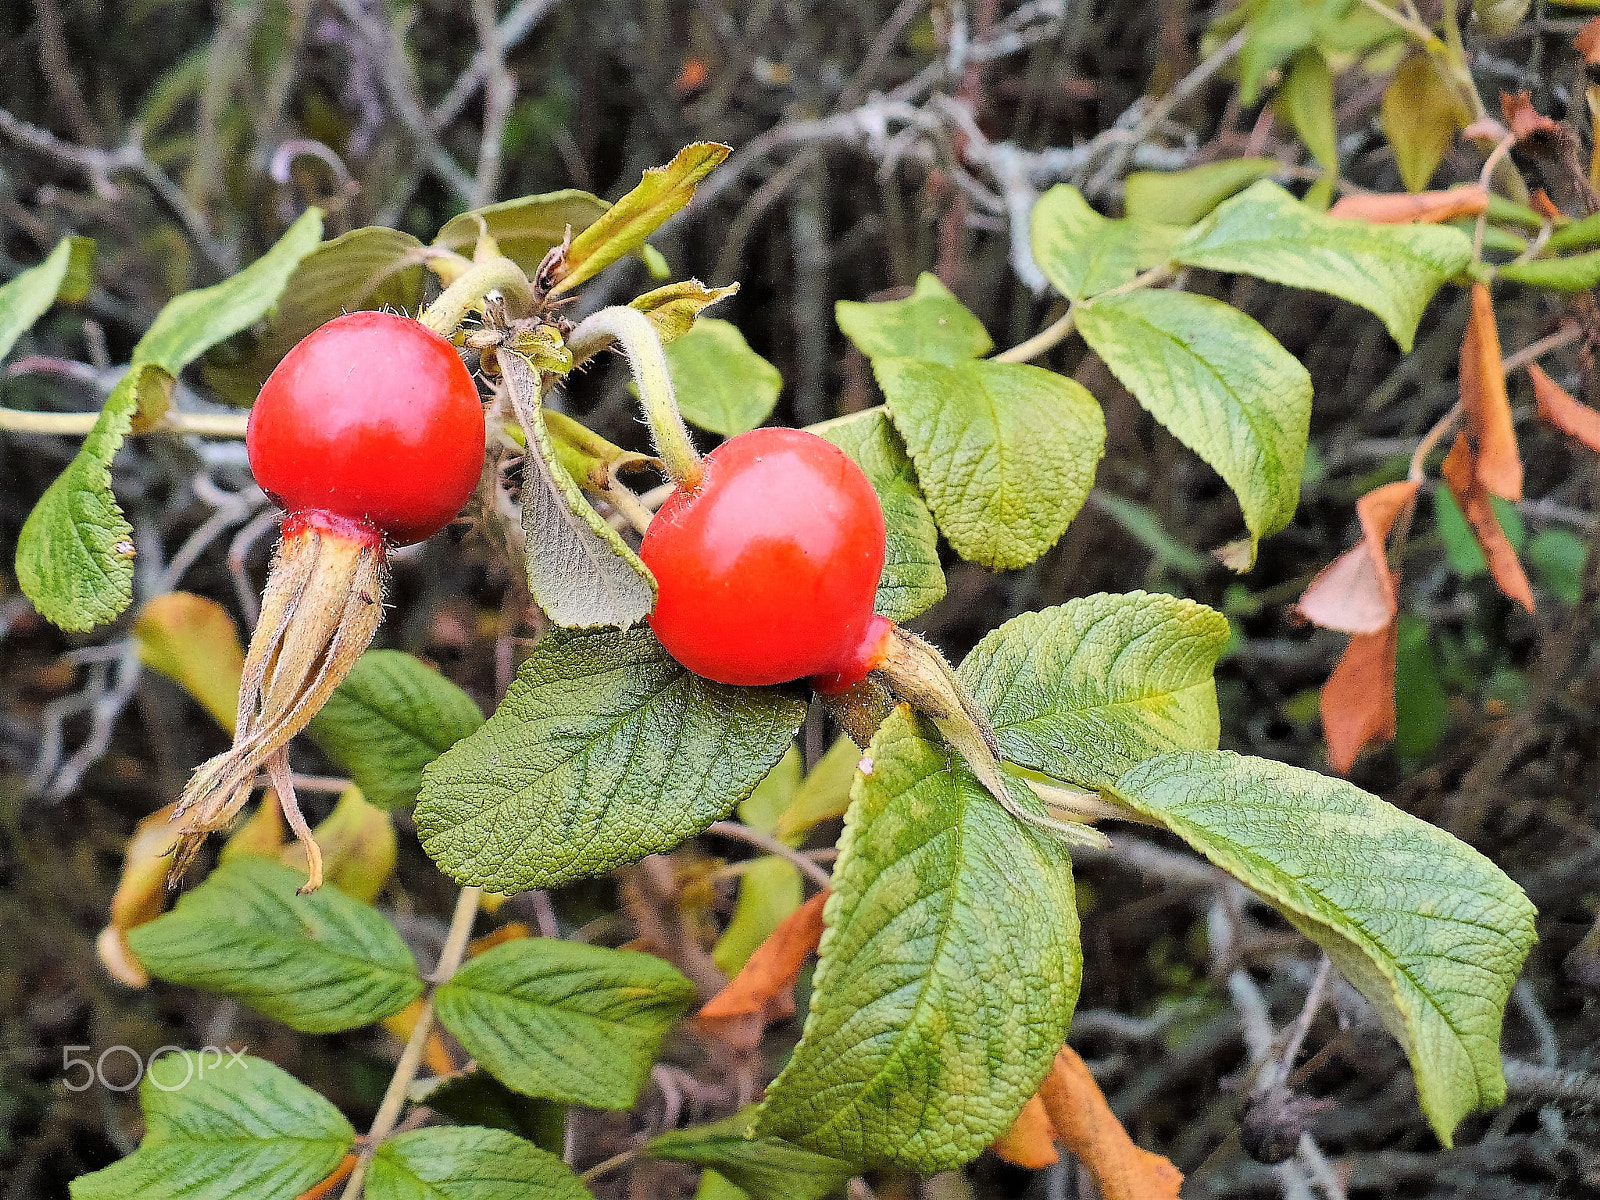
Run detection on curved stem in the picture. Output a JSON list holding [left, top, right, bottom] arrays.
[[568, 306, 703, 491], [0, 407, 250, 437], [341, 885, 482, 1199], [418, 256, 537, 336], [995, 307, 1076, 364], [704, 821, 834, 890]]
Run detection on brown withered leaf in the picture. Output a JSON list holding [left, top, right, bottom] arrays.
[[1442, 434, 1536, 612], [295, 1154, 358, 1200], [1531, 189, 1563, 222], [699, 889, 828, 1019], [1296, 480, 1420, 634], [95, 803, 184, 986], [1036, 1046, 1183, 1200], [1328, 186, 1488, 224], [1502, 91, 1560, 142], [1531, 362, 1600, 451], [1577, 17, 1600, 65], [1322, 623, 1399, 774], [1460, 282, 1523, 501], [992, 1094, 1060, 1169]]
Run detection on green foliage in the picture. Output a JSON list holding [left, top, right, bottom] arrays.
[[16, 210, 323, 631], [127, 857, 423, 1033], [1434, 488, 1523, 578], [664, 318, 783, 435], [1030, 186, 1181, 301], [68, 1053, 354, 1200], [1497, 250, 1600, 293], [836, 273, 994, 363], [367, 1127, 593, 1200], [1394, 615, 1450, 758], [1230, 0, 1394, 105], [959, 592, 1230, 788], [1123, 159, 1278, 227], [435, 938, 695, 1109], [0, 235, 94, 360], [434, 190, 610, 272], [1527, 528, 1587, 604], [1173, 181, 1471, 351], [416, 1071, 567, 1156], [1076, 288, 1311, 564], [877, 358, 1104, 570], [1107, 751, 1537, 1145], [631, 280, 741, 343], [1383, 55, 1468, 193], [646, 1108, 856, 1200], [1276, 52, 1338, 177], [309, 650, 486, 811], [417, 627, 806, 891], [814, 409, 946, 621], [758, 710, 1081, 1171]]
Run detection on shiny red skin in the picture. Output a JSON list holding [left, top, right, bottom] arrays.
[[247, 311, 485, 546], [641, 427, 890, 688]]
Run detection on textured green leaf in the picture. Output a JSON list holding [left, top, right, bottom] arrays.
[[878, 358, 1104, 570], [835, 273, 993, 364], [415, 1071, 566, 1156], [1107, 751, 1537, 1145], [1497, 250, 1600, 293], [1123, 159, 1278, 227], [814, 409, 945, 621], [664, 318, 782, 436], [757, 710, 1082, 1171], [959, 592, 1230, 788], [1234, 0, 1394, 104], [0, 235, 94, 360], [417, 627, 806, 891], [435, 938, 694, 1109], [553, 144, 729, 294], [69, 1053, 353, 1200], [434, 189, 611, 273], [647, 1108, 856, 1200], [1174, 181, 1470, 350], [127, 857, 422, 1033], [1277, 51, 1338, 174], [1030, 186, 1182, 302], [630, 279, 740, 344], [503, 350, 656, 628], [368, 1127, 592, 1200], [16, 211, 323, 631], [308, 650, 485, 811], [1075, 288, 1310, 564]]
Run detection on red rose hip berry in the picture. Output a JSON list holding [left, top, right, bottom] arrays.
[[641, 427, 891, 688], [247, 309, 485, 546]]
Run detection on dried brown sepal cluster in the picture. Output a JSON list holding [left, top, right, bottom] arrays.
[[169, 519, 386, 891]]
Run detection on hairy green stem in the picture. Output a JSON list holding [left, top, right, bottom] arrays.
[[0, 407, 251, 437], [994, 308, 1076, 364], [418, 256, 537, 336], [568, 305, 703, 491]]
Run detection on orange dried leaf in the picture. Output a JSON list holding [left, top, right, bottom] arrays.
[[1296, 480, 1419, 635], [468, 921, 532, 956], [96, 803, 186, 986], [1328, 186, 1487, 224], [1460, 282, 1522, 501], [381, 998, 457, 1077], [1442, 434, 1536, 612], [992, 1094, 1060, 1169], [1531, 189, 1563, 222], [1577, 17, 1600, 65], [699, 889, 827, 1019], [296, 1154, 358, 1200], [674, 56, 710, 96], [1502, 91, 1559, 142], [1530, 362, 1600, 451], [1037, 1046, 1182, 1200], [1322, 622, 1398, 774]]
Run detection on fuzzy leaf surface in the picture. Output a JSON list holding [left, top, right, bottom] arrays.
[[1030, 186, 1181, 301], [664, 318, 782, 435], [0, 235, 94, 360], [367, 1127, 593, 1200], [647, 1108, 856, 1200], [835, 273, 993, 364]]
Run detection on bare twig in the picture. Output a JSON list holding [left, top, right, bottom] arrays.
[[704, 821, 834, 890], [467, 0, 517, 209]]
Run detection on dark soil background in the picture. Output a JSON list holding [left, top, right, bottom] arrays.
[[3, 1, 1600, 1197]]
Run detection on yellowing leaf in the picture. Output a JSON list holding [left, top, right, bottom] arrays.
[[134, 592, 245, 732], [96, 803, 184, 987], [1382, 55, 1470, 193], [1037, 1046, 1182, 1199], [629, 279, 740, 344], [280, 787, 396, 904]]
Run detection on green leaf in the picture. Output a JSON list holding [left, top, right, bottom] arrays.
[[814, 409, 946, 621], [1527, 527, 1587, 604], [434, 189, 612, 274], [367, 1127, 592, 1200], [1173, 181, 1471, 350], [1394, 614, 1449, 759], [1277, 51, 1338, 174], [663, 318, 782, 436], [1075, 288, 1311, 563], [503, 350, 657, 628], [757, 710, 1082, 1171], [553, 144, 730, 294], [1123, 158, 1278, 227], [877, 358, 1105, 570], [630, 279, 741, 344], [68, 1053, 353, 1200], [414, 1071, 566, 1156], [1497, 250, 1600, 293], [697, 1172, 751, 1200], [126, 857, 423, 1033], [835, 273, 993, 364], [417, 627, 806, 891], [958, 592, 1230, 788], [1106, 750, 1537, 1145], [1030, 187, 1182, 302], [774, 735, 862, 842], [435, 938, 695, 1109], [715, 855, 804, 975], [1382, 55, 1469, 194], [309, 650, 485, 811], [204, 225, 426, 403], [1545, 210, 1600, 254], [1089, 491, 1213, 578], [0, 235, 94, 360], [647, 1108, 856, 1200], [16, 210, 324, 631]]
